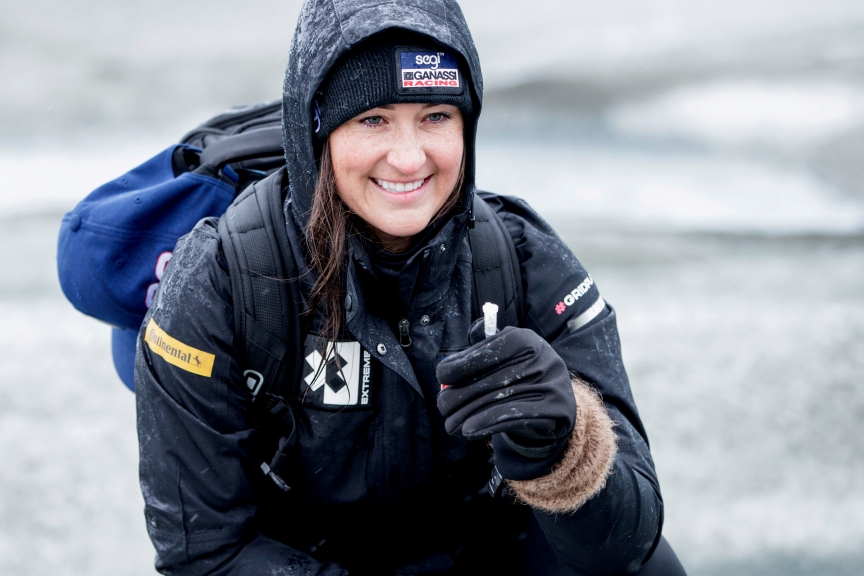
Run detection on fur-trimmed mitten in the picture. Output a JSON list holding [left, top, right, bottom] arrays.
[[436, 326, 617, 513], [507, 379, 617, 513]]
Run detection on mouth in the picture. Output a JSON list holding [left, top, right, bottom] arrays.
[[373, 176, 429, 193]]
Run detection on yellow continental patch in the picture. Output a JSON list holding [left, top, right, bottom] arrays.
[[144, 318, 215, 377]]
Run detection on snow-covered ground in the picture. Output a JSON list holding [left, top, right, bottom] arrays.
[[0, 215, 151, 575], [3, 0, 864, 574], [477, 139, 864, 235], [571, 231, 864, 575]]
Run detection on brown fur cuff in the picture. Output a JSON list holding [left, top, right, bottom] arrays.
[[506, 379, 617, 513]]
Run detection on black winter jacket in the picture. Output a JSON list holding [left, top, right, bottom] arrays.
[[135, 1, 662, 574]]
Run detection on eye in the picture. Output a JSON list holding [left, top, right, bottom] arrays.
[[362, 115, 384, 126], [427, 112, 451, 123]]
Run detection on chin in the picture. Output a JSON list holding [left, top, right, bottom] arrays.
[[376, 216, 432, 240]]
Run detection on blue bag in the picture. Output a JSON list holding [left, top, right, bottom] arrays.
[[57, 101, 284, 390]]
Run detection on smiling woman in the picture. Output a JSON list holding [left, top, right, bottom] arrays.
[[330, 103, 464, 248], [131, 1, 686, 575], [309, 102, 466, 347]]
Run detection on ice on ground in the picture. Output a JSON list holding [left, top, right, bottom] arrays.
[[564, 231, 864, 572], [0, 143, 168, 217], [476, 139, 864, 234], [0, 301, 153, 575], [0, 215, 153, 575], [609, 80, 864, 148], [462, 0, 864, 85]]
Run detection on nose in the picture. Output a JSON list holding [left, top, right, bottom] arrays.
[[386, 123, 426, 175]]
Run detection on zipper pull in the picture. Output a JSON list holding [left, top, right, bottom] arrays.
[[398, 318, 412, 347]]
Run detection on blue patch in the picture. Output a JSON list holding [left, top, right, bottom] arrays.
[[394, 48, 463, 95]]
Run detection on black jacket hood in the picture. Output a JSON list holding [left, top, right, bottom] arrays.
[[281, 0, 484, 230]]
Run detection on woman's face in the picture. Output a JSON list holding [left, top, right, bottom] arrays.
[[328, 103, 464, 251]]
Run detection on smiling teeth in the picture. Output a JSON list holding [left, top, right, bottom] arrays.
[[375, 178, 425, 193]]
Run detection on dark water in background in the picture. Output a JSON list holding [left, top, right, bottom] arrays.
[[2, 0, 864, 574]]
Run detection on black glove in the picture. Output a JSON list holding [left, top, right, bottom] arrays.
[[436, 326, 576, 480]]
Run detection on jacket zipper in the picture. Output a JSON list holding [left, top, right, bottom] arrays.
[[397, 247, 432, 349], [398, 318, 412, 347]]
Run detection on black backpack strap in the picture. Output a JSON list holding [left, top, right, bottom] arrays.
[[467, 194, 524, 329], [199, 126, 283, 171], [218, 168, 304, 492], [175, 101, 285, 189], [468, 194, 526, 497]]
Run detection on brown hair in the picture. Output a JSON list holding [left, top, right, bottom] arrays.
[[306, 139, 465, 344]]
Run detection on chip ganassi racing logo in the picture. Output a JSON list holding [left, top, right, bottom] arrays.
[[399, 50, 460, 88], [555, 276, 594, 315]]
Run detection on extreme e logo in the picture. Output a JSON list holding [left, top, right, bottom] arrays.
[[303, 339, 372, 407], [397, 49, 461, 91]]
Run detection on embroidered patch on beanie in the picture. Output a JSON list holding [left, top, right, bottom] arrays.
[[394, 48, 463, 95]]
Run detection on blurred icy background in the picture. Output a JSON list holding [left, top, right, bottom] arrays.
[[2, 0, 864, 574]]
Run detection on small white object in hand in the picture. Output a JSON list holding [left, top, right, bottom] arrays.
[[482, 302, 499, 339]]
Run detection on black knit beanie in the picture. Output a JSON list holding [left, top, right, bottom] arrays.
[[313, 30, 474, 146]]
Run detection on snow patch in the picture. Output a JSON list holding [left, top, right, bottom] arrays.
[[609, 80, 864, 147], [476, 139, 864, 234]]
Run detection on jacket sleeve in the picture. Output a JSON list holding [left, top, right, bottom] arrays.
[[135, 218, 347, 576], [483, 193, 663, 575]]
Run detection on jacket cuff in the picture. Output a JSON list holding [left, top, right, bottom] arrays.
[[506, 379, 617, 513]]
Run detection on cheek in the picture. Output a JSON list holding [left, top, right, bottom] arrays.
[[330, 140, 379, 209], [433, 136, 464, 183], [332, 144, 369, 181]]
